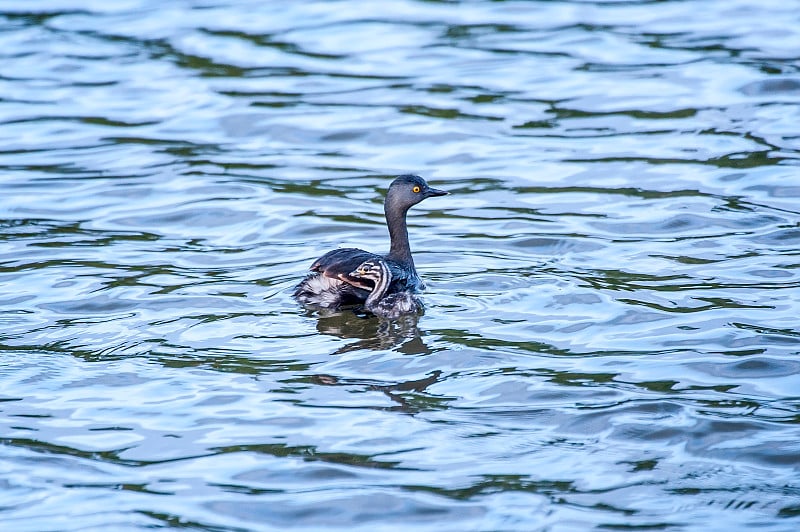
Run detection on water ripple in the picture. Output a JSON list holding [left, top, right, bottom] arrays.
[[2, 0, 800, 530]]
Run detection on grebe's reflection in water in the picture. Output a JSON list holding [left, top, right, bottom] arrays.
[[307, 308, 430, 356], [310, 370, 445, 413]]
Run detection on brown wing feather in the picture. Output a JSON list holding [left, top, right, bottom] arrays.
[[336, 273, 372, 290], [311, 248, 381, 288]]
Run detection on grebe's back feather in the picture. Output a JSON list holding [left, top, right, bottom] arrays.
[[310, 248, 421, 292]]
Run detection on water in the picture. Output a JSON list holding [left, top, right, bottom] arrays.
[[1, 0, 799, 530]]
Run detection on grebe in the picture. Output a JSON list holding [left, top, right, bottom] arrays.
[[293, 174, 447, 309], [350, 259, 422, 319]]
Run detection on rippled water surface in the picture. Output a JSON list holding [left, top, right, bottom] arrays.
[[2, 0, 800, 530]]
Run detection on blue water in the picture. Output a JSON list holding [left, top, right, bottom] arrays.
[[1, 1, 800, 530]]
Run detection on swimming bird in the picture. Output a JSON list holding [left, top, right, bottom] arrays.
[[350, 258, 422, 319], [293, 174, 447, 309]]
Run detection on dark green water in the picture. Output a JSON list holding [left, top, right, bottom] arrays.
[[2, 1, 799, 530]]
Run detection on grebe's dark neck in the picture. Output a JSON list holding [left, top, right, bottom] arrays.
[[365, 262, 392, 308], [385, 202, 415, 269]]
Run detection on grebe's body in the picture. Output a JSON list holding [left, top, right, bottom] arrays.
[[293, 174, 447, 309]]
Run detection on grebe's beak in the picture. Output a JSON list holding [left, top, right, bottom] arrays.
[[425, 187, 448, 197]]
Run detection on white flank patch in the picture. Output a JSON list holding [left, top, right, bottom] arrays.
[[298, 275, 345, 307]]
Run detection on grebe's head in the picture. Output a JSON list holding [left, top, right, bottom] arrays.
[[385, 174, 448, 212]]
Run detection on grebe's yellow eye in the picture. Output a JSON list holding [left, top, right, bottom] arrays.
[[412, 186, 421, 193]]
